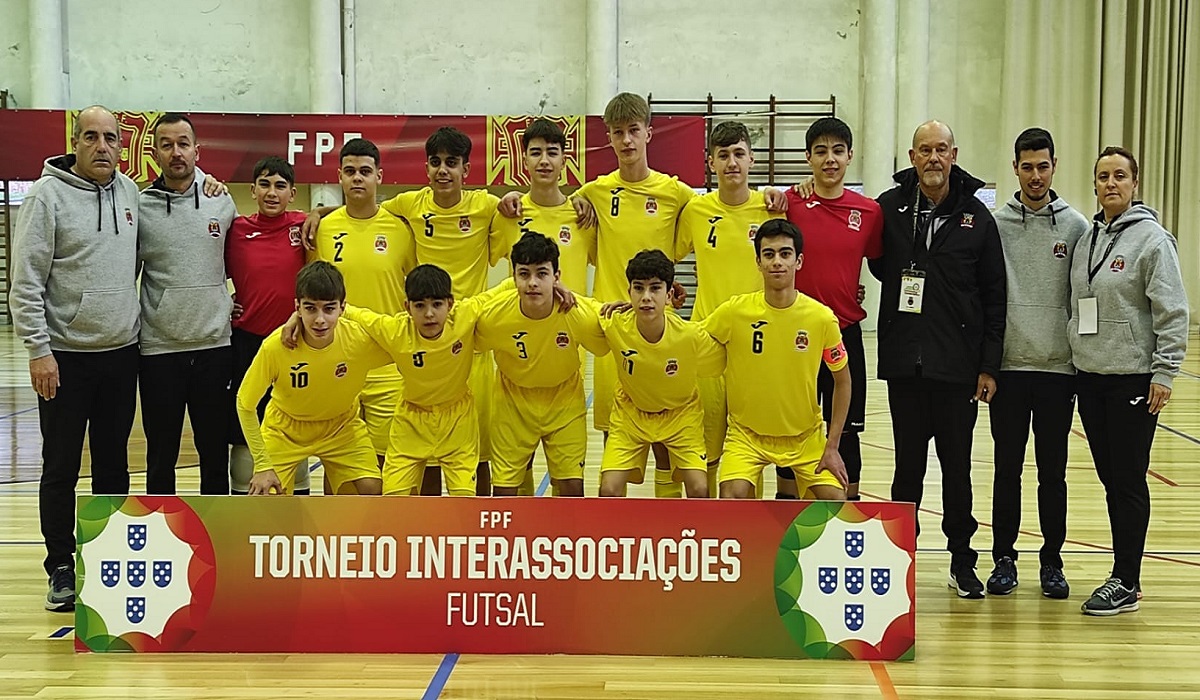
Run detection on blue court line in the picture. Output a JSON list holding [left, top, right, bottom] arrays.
[[49, 626, 73, 639], [0, 407, 38, 421], [1158, 423, 1200, 447], [420, 652, 459, 700], [308, 461, 323, 473]]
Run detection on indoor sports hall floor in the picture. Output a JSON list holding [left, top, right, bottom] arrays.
[[2, 327, 1199, 699]]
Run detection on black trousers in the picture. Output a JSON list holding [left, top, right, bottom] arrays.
[[988, 371, 1074, 568], [228, 328, 270, 445], [38, 345, 138, 575], [778, 322, 867, 484], [140, 347, 233, 495], [887, 377, 979, 569], [1075, 372, 1157, 588]]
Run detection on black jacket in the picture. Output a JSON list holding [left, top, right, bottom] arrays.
[[868, 165, 1006, 384]]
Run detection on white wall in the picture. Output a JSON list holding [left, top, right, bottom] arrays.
[[0, 0, 31, 107]]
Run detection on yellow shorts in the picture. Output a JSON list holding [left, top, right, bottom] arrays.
[[384, 391, 479, 496], [469, 352, 494, 463], [719, 419, 840, 493], [592, 357, 616, 432], [491, 372, 587, 488], [698, 376, 727, 461], [261, 404, 380, 494], [360, 366, 402, 455], [601, 390, 707, 483]]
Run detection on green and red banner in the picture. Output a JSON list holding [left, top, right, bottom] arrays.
[[0, 111, 706, 186], [75, 496, 915, 660]]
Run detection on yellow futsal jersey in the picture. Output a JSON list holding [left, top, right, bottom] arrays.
[[313, 206, 416, 314], [675, 190, 784, 320], [576, 170, 695, 301], [491, 193, 596, 292], [702, 292, 846, 437], [236, 321, 394, 471], [341, 282, 512, 407], [599, 310, 725, 413], [476, 291, 609, 388], [382, 188, 504, 298]]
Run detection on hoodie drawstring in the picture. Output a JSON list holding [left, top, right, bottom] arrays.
[[95, 188, 103, 231], [193, 186, 199, 210]]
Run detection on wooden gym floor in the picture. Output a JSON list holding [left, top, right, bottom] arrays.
[[1, 327, 1199, 699]]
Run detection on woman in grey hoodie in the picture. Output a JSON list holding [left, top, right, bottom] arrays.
[[1068, 146, 1189, 616]]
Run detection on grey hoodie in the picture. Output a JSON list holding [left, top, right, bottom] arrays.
[[993, 192, 1090, 374], [8, 155, 141, 358], [1067, 204, 1189, 388], [137, 166, 237, 355]]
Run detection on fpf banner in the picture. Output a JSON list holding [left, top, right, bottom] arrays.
[[0, 110, 706, 186], [75, 496, 916, 660]]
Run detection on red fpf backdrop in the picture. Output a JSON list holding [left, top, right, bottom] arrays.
[[0, 110, 707, 186]]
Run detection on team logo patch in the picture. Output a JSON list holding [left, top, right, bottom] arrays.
[[458, 216, 471, 233], [795, 330, 809, 351], [451, 340, 463, 355], [845, 567, 865, 594], [1053, 240, 1068, 259], [848, 210, 863, 231], [960, 213, 975, 229], [645, 197, 658, 215], [289, 226, 302, 247], [559, 225, 572, 245], [207, 218, 221, 238], [101, 560, 120, 587], [871, 568, 891, 595], [334, 362, 348, 378], [555, 331, 571, 349], [845, 531, 865, 558], [748, 223, 759, 243], [125, 208, 134, 226], [664, 358, 679, 376], [818, 567, 838, 594], [826, 343, 845, 364], [128, 524, 147, 551], [153, 561, 173, 588], [374, 234, 388, 253], [845, 604, 865, 632], [127, 561, 147, 588], [1110, 255, 1125, 272]]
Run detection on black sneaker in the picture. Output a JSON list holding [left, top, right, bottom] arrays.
[[1039, 565, 1070, 599], [987, 556, 1018, 595], [1081, 577, 1138, 616], [948, 566, 986, 599], [45, 564, 75, 612]]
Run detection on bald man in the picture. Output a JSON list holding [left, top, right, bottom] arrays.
[[9, 105, 141, 611], [867, 120, 1007, 600]]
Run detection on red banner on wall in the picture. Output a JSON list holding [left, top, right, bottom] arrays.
[[0, 110, 706, 186], [75, 496, 916, 660]]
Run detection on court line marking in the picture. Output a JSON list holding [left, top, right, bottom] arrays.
[[49, 626, 73, 639], [0, 406, 37, 421], [420, 652, 459, 700], [1069, 426, 1184, 487], [870, 662, 900, 700]]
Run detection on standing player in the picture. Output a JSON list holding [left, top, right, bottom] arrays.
[[239, 262, 389, 496], [226, 156, 311, 494], [675, 121, 783, 494], [597, 251, 725, 498], [703, 219, 850, 500], [783, 117, 883, 501], [312, 138, 417, 487], [137, 113, 237, 495], [476, 232, 609, 497]]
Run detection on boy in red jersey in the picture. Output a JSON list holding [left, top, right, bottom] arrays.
[[226, 156, 310, 494]]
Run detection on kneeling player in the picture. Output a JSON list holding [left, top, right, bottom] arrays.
[[238, 262, 392, 495], [597, 251, 724, 498], [702, 220, 849, 500]]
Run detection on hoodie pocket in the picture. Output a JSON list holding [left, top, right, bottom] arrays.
[[153, 285, 234, 343], [1099, 319, 1148, 367], [65, 288, 140, 347], [1005, 303, 1071, 367]]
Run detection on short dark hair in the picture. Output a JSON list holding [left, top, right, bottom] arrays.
[[709, 121, 752, 153], [152, 112, 196, 140], [1014, 127, 1055, 160], [1095, 145, 1139, 181], [426, 127, 473, 162], [510, 231, 560, 272], [625, 250, 674, 286], [405, 264, 453, 301], [754, 219, 803, 257], [295, 260, 346, 302], [340, 138, 381, 167], [521, 118, 567, 151], [251, 156, 295, 186], [805, 117, 853, 152]]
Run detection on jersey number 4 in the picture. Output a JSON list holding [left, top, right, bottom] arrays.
[[706, 216, 722, 248]]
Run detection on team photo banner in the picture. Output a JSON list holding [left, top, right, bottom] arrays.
[[75, 496, 916, 660], [0, 110, 706, 186]]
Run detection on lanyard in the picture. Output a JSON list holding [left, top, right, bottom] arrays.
[[909, 190, 933, 266], [1086, 219, 1124, 287]]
